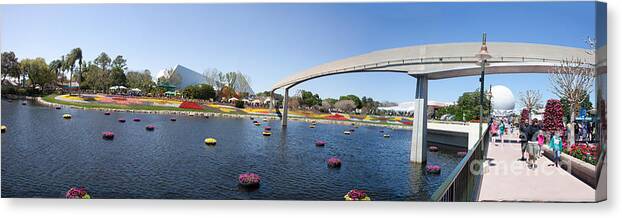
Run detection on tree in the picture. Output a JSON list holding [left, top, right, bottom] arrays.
[[66, 48, 82, 87], [518, 90, 543, 118], [48, 59, 63, 85], [549, 58, 594, 143], [182, 84, 216, 100], [127, 70, 154, 92], [339, 95, 362, 109], [1, 51, 20, 83], [299, 90, 322, 108], [433, 89, 491, 121], [320, 99, 334, 112], [109, 55, 128, 86], [81, 64, 109, 91], [204, 69, 254, 95], [94, 52, 112, 72], [560, 90, 593, 123], [520, 108, 530, 125], [334, 99, 356, 113], [543, 99, 564, 133], [20, 57, 55, 90], [360, 96, 379, 114], [157, 67, 182, 87]]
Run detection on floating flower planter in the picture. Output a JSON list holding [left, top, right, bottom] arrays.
[[1, 125, 7, 133], [102, 131, 115, 140], [457, 151, 467, 157], [315, 140, 326, 147], [383, 134, 390, 138], [327, 157, 342, 168], [145, 125, 155, 131], [104, 112, 111, 115], [204, 138, 217, 145], [428, 146, 439, 152], [65, 187, 91, 199], [118, 119, 126, 123], [344, 189, 370, 201], [133, 118, 141, 122], [264, 126, 272, 131], [239, 173, 261, 187], [63, 114, 72, 119], [170, 118, 176, 121], [262, 131, 272, 136], [253, 121, 261, 126], [426, 165, 441, 174], [344, 130, 352, 135]]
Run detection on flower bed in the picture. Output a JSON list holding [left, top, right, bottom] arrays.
[[146, 125, 155, 131], [563, 143, 599, 165], [326, 114, 348, 121], [179, 101, 203, 110], [66, 187, 91, 199], [239, 173, 261, 187], [315, 140, 326, 147], [344, 189, 370, 201]]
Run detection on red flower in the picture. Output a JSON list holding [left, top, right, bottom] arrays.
[[179, 101, 203, 110]]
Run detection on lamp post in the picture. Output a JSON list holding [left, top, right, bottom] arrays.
[[475, 33, 492, 137]]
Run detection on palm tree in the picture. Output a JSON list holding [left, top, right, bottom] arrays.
[[49, 59, 63, 86], [66, 48, 82, 88]]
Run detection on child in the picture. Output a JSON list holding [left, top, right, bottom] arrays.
[[537, 130, 545, 157], [549, 131, 563, 167]]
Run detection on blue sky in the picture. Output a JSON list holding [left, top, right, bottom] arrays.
[[1, 2, 600, 103]]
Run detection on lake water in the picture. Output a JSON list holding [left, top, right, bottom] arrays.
[[1, 98, 464, 200]]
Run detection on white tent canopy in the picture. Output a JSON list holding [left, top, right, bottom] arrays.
[[109, 86, 127, 90]]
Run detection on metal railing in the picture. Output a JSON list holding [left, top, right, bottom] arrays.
[[430, 126, 490, 202]]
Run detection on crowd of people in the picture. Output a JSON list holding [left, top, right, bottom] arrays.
[[488, 117, 573, 170]]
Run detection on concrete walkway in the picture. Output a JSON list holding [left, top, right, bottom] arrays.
[[478, 139, 595, 202]]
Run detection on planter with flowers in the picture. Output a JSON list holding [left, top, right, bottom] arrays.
[[65, 187, 91, 199], [239, 173, 261, 188], [426, 165, 441, 174], [327, 157, 342, 168], [344, 189, 371, 201]]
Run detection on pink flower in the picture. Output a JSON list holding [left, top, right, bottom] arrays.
[[327, 157, 342, 168], [239, 173, 261, 186], [346, 189, 368, 200]]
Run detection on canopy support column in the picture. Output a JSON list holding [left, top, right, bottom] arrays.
[[410, 75, 428, 163], [282, 87, 290, 126]]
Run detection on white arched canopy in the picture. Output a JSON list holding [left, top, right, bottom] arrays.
[[272, 42, 594, 90]]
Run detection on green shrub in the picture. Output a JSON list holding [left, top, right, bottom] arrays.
[[235, 100, 245, 108]]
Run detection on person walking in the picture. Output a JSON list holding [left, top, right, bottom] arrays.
[[519, 123, 528, 161], [490, 120, 499, 146], [549, 131, 564, 167], [499, 121, 506, 146], [537, 130, 545, 157]]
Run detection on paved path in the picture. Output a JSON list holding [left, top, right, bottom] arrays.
[[478, 139, 595, 202]]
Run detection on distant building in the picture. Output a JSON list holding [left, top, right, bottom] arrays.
[[154, 64, 205, 90]]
